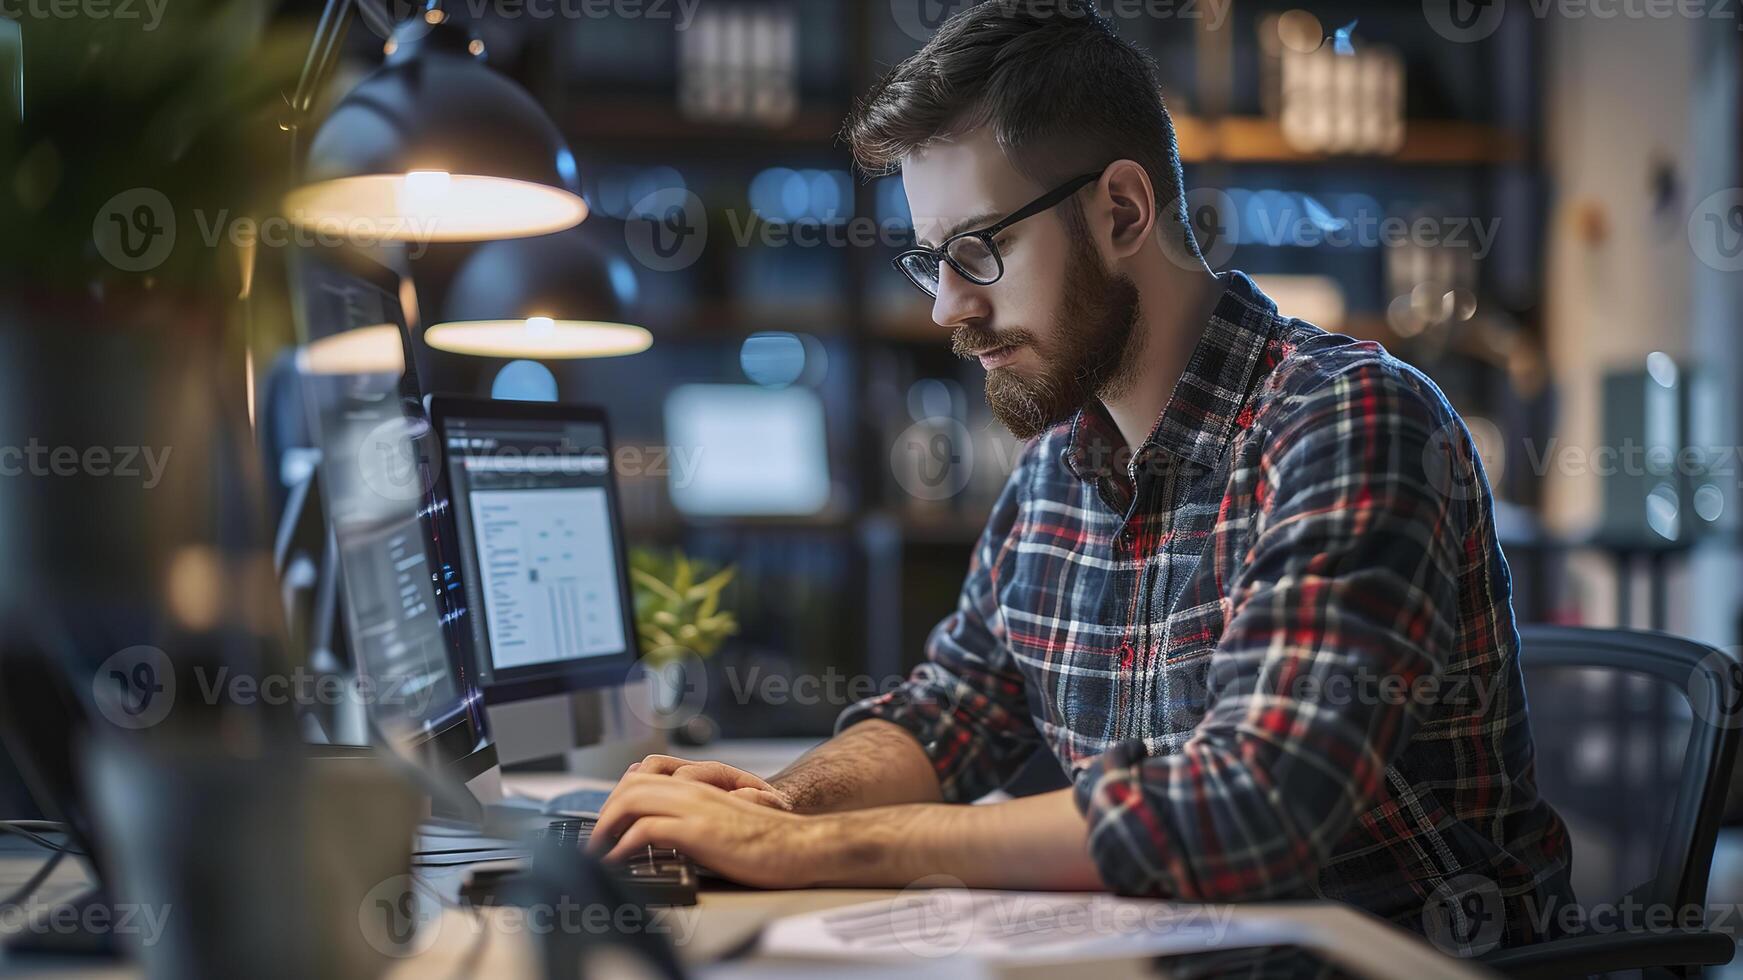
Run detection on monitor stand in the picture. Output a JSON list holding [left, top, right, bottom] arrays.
[[487, 681, 665, 781]]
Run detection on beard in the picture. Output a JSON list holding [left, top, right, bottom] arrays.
[[950, 227, 1144, 440]]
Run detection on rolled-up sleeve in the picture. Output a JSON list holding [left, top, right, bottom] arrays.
[[1074, 363, 1465, 900], [837, 441, 1043, 803]]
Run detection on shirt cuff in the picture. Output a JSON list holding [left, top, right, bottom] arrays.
[[1072, 738, 1173, 896], [836, 686, 977, 803]]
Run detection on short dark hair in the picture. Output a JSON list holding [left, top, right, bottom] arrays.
[[845, 0, 1193, 250]]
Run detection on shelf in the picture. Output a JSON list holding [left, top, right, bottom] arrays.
[[567, 100, 847, 150], [1175, 116, 1525, 166], [565, 100, 1523, 167]]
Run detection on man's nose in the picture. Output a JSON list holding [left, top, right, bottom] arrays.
[[930, 261, 992, 330]]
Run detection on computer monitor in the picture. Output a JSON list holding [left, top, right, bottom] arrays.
[[662, 383, 831, 517], [427, 396, 655, 770], [286, 247, 497, 796], [430, 396, 642, 703]]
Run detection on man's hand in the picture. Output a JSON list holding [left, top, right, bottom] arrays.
[[616, 754, 793, 810], [587, 774, 822, 888], [589, 777, 1104, 892]]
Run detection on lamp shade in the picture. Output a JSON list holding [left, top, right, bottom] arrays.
[[423, 230, 652, 359], [285, 18, 587, 242]]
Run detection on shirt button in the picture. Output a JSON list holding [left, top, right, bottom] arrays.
[[1117, 528, 1135, 550]]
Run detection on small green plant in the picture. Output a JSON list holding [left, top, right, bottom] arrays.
[[629, 548, 738, 664]]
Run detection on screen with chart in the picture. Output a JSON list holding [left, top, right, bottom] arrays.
[[435, 399, 640, 700], [291, 249, 488, 766]]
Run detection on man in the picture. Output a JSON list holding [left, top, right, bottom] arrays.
[[591, 0, 1571, 951]]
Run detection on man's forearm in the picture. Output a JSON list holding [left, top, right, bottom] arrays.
[[803, 788, 1105, 891], [769, 720, 942, 813]]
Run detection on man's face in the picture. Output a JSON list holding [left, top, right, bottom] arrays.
[[902, 128, 1142, 439]]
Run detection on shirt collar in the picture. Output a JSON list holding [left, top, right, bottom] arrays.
[[1064, 270, 1280, 481]]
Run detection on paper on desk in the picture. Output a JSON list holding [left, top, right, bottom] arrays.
[[758, 890, 1304, 965]]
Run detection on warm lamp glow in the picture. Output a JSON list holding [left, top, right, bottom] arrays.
[[296, 324, 406, 375], [282, 173, 587, 243], [423, 319, 652, 359]]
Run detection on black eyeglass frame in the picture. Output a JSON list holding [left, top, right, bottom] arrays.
[[892, 170, 1103, 296]]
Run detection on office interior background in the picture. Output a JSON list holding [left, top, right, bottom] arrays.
[[6, 0, 1743, 971]]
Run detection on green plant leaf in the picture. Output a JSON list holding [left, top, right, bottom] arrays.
[[631, 568, 682, 603]]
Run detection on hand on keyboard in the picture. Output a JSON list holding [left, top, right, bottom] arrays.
[[587, 774, 822, 890], [618, 754, 793, 811]]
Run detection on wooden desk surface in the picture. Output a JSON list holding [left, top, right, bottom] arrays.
[[0, 747, 1495, 979], [0, 844, 1494, 980]]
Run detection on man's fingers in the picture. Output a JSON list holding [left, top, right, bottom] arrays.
[[671, 761, 768, 792], [588, 777, 694, 851], [729, 786, 791, 810], [603, 816, 686, 864], [629, 754, 695, 777], [600, 755, 701, 810]]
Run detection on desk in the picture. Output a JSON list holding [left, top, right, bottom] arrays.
[[0, 740, 1495, 979]]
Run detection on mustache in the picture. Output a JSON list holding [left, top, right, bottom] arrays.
[[950, 326, 1037, 360]]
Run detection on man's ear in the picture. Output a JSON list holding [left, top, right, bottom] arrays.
[[1100, 160, 1156, 260]]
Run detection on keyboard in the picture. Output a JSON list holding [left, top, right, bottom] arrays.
[[532, 815, 699, 907]]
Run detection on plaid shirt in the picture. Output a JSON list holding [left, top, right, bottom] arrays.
[[841, 272, 1572, 951]]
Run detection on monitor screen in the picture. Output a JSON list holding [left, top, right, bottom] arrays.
[[433, 397, 641, 702], [287, 249, 490, 774], [663, 383, 831, 517]]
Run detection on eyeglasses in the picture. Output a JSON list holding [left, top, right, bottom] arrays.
[[892, 171, 1102, 298]]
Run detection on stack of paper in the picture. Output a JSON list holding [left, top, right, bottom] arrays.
[[758, 890, 1304, 965]]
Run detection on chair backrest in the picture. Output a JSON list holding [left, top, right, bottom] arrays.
[[1517, 624, 1741, 917]]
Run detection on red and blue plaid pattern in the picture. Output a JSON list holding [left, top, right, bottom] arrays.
[[841, 272, 1571, 949]]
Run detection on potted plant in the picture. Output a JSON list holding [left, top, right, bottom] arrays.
[[628, 547, 738, 743]]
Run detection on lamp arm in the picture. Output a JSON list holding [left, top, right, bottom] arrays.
[[283, 0, 440, 171], [285, 0, 354, 173]]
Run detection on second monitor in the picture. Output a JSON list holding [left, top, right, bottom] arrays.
[[432, 396, 642, 707]]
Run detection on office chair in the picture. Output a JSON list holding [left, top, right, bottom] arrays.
[[1479, 625, 1741, 979]]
